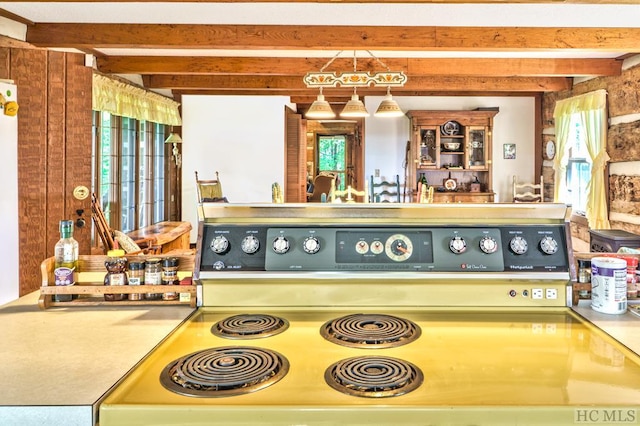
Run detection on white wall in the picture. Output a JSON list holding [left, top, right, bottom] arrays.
[[0, 82, 19, 305], [182, 95, 290, 241], [364, 96, 536, 203], [182, 94, 536, 242]]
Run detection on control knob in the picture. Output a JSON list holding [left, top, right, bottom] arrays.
[[449, 236, 467, 254], [479, 236, 498, 254], [213, 261, 225, 271], [509, 236, 528, 255], [210, 235, 230, 254], [272, 236, 290, 254], [303, 236, 321, 254], [540, 235, 559, 255], [241, 235, 260, 254]]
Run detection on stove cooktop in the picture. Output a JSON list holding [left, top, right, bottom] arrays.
[[100, 307, 640, 426]]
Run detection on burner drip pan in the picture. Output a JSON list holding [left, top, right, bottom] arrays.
[[320, 313, 421, 348], [211, 314, 289, 339], [160, 346, 289, 397], [325, 356, 423, 398]]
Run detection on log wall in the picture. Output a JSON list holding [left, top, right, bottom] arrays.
[[542, 58, 640, 243]]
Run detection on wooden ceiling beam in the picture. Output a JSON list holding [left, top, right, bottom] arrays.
[[27, 24, 640, 51], [98, 56, 622, 77], [146, 74, 571, 92], [10, 0, 639, 3]]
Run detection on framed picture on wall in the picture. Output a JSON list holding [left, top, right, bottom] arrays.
[[503, 143, 516, 159]]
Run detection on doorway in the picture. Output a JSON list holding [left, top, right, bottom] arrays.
[[306, 120, 364, 193]]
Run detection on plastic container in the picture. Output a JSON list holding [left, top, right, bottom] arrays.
[[618, 256, 639, 299], [104, 249, 127, 301], [591, 256, 627, 314]]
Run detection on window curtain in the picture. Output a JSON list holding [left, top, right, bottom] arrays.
[[553, 89, 610, 229], [92, 74, 182, 126]]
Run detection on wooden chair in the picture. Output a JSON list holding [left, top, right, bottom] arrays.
[[513, 175, 544, 202], [307, 172, 336, 202], [370, 174, 401, 203], [195, 171, 226, 202], [91, 193, 159, 255], [330, 180, 369, 203]]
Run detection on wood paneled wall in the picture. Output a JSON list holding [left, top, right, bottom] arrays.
[[0, 41, 92, 296], [542, 61, 640, 240]]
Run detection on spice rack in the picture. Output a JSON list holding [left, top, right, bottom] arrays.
[[39, 253, 196, 309]]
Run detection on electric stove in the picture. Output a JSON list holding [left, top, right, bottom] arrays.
[[99, 204, 640, 426]]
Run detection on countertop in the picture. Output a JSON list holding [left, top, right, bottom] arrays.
[[0, 291, 194, 426], [573, 299, 640, 355], [1, 292, 639, 426]]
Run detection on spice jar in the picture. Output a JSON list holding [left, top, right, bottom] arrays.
[[577, 259, 591, 299], [127, 259, 145, 301], [162, 257, 180, 301], [620, 256, 639, 299], [145, 258, 162, 300], [104, 249, 127, 301]]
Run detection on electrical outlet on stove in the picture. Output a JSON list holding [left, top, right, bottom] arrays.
[[545, 288, 558, 299], [532, 288, 544, 299]]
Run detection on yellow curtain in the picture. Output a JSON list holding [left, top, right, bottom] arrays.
[[553, 89, 610, 229], [92, 74, 182, 126]]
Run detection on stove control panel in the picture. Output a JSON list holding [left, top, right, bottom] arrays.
[[199, 224, 569, 273]]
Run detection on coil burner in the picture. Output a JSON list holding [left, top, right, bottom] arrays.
[[325, 356, 423, 398], [211, 314, 289, 339], [320, 313, 421, 348], [160, 346, 289, 397]]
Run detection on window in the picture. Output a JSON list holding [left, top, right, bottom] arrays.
[[564, 117, 591, 215], [317, 135, 346, 191], [92, 111, 167, 235]]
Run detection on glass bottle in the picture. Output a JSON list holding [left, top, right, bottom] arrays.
[[161, 257, 180, 301], [145, 258, 163, 300], [54, 220, 79, 302], [127, 259, 145, 301], [104, 248, 127, 301]]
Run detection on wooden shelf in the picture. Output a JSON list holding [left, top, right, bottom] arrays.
[[39, 254, 196, 309]]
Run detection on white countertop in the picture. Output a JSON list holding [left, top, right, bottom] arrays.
[[0, 291, 194, 426], [0, 292, 638, 426]]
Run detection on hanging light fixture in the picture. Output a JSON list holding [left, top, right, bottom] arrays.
[[165, 131, 182, 168], [303, 50, 407, 119], [375, 86, 404, 117], [305, 87, 336, 119], [340, 88, 369, 118]]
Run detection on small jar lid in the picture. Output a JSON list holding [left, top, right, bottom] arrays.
[[129, 261, 145, 270], [107, 249, 125, 257], [162, 257, 179, 267], [146, 257, 161, 265]]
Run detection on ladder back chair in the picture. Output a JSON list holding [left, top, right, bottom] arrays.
[[195, 171, 226, 202], [513, 175, 544, 202], [370, 174, 401, 203]]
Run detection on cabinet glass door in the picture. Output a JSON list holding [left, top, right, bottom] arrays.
[[419, 128, 437, 168], [468, 127, 486, 169]]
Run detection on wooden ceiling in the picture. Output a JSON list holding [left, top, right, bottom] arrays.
[[2, 1, 638, 103]]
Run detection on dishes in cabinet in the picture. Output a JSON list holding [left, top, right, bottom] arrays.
[[441, 121, 461, 136], [442, 142, 461, 151]]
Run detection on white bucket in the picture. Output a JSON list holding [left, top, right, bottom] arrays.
[[591, 257, 627, 314]]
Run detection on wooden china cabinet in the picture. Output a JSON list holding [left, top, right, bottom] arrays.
[[406, 109, 499, 203]]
